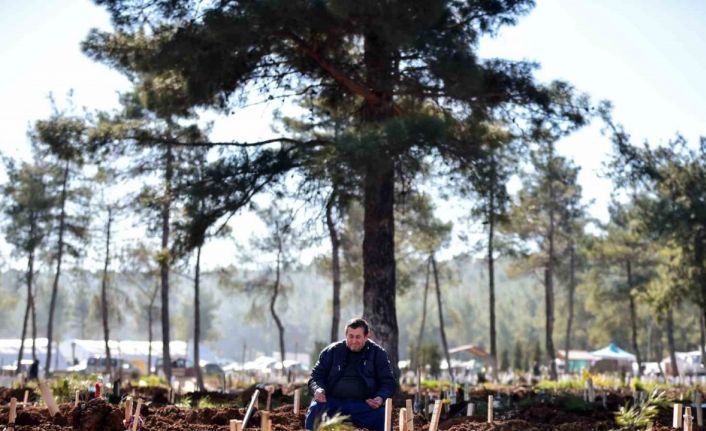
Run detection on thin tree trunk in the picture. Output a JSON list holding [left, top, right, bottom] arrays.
[[271, 246, 286, 375], [563, 243, 576, 375], [431, 254, 454, 382], [45, 161, 69, 377], [326, 194, 342, 343], [626, 261, 642, 376], [700, 312, 706, 373], [147, 282, 158, 376], [361, 32, 398, 374], [544, 211, 557, 380], [161, 144, 174, 383], [415, 258, 431, 371], [30, 290, 37, 363], [17, 248, 34, 375], [666, 309, 679, 378], [194, 245, 205, 391], [487, 169, 497, 381], [697, 237, 706, 371], [101, 207, 113, 379]]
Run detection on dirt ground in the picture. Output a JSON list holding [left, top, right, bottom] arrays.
[[2, 385, 705, 431]]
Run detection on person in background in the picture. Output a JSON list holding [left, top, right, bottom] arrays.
[[305, 318, 396, 431]]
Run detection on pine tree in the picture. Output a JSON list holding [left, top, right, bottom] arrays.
[[84, 0, 588, 367]]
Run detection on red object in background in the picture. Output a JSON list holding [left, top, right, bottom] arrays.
[[95, 382, 101, 398]]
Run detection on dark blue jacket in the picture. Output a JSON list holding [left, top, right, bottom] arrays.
[[308, 339, 396, 400]]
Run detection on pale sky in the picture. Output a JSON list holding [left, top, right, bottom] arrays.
[[0, 0, 705, 269]]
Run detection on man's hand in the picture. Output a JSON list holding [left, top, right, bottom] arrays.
[[365, 396, 383, 409], [314, 388, 327, 403]]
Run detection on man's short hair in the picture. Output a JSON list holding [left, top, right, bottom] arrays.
[[345, 318, 370, 335]]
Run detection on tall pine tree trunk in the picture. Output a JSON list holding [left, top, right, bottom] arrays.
[[17, 248, 35, 375], [431, 255, 454, 382], [45, 161, 69, 377], [700, 312, 706, 373], [147, 283, 158, 376], [194, 245, 205, 391], [696, 237, 706, 371], [626, 260, 642, 376], [564, 243, 576, 374], [487, 169, 497, 381], [30, 290, 37, 362], [161, 144, 174, 383], [101, 207, 113, 379], [271, 246, 286, 375], [361, 31, 398, 373], [326, 195, 342, 343], [545, 196, 557, 379], [415, 259, 431, 371], [666, 309, 679, 378]]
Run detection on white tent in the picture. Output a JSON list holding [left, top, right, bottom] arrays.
[[58, 339, 218, 372], [0, 338, 69, 372]]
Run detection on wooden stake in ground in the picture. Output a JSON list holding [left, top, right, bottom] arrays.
[[398, 407, 407, 431], [405, 399, 414, 431], [125, 398, 133, 423], [230, 419, 243, 431], [384, 398, 393, 431], [242, 389, 260, 429], [74, 390, 80, 407], [23, 390, 29, 405], [266, 386, 273, 411], [696, 391, 703, 426], [131, 399, 143, 431], [38, 381, 60, 417], [487, 395, 494, 423], [8, 397, 17, 431], [293, 388, 301, 415], [428, 400, 442, 431], [467, 403, 475, 417], [674, 403, 684, 428], [586, 378, 595, 403], [260, 410, 270, 431], [684, 406, 693, 431]]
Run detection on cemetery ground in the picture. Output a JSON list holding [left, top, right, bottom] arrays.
[[2, 376, 706, 431]]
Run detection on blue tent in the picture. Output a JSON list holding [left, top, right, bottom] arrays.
[[590, 343, 636, 361]]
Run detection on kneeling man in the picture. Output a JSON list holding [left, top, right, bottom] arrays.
[[305, 318, 396, 431]]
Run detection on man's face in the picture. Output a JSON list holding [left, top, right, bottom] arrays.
[[345, 327, 368, 352]]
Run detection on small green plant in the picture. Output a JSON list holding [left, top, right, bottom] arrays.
[[196, 396, 232, 409], [614, 390, 668, 430], [535, 379, 583, 392], [314, 413, 355, 431], [176, 395, 192, 408], [137, 375, 168, 387]]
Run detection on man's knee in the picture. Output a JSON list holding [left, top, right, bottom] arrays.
[[305, 401, 329, 430]]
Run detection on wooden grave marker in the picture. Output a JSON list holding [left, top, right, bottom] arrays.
[[487, 395, 494, 423], [405, 399, 414, 431], [131, 399, 143, 431], [384, 398, 393, 431], [242, 389, 261, 429], [428, 400, 442, 431], [38, 381, 60, 417], [8, 397, 17, 431]]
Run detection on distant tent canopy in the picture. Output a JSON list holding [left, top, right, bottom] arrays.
[[448, 344, 490, 358], [590, 343, 636, 361], [589, 343, 636, 373]]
